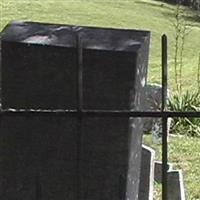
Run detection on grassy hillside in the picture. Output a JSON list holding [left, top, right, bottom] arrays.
[[1, 0, 200, 91]]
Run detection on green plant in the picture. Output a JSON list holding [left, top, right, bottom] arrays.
[[170, 4, 200, 138], [172, 3, 192, 94], [168, 91, 200, 137]]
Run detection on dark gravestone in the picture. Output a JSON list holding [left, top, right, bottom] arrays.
[[0, 21, 150, 200], [1, 21, 150, 110], [0, 114, 78, 200], [80, 117, 144, 200], [1, 22, 78, 109], [79, 27, 150, 110], [83, 49, 137, 110], [0, 115, 143, 200], [168, 170, 186, 200], [138, 145, 155, 200]]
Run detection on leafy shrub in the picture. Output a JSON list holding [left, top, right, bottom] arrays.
[[168, 91, 200, 137]]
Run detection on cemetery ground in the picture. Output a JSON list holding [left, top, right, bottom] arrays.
[[1, 0, 200, 199], [143, 134, 200, 199]]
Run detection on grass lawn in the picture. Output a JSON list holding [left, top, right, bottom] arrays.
[[144, 134, 200, 199], [1, 0, 200, 91], [1, 0, 200, 199]]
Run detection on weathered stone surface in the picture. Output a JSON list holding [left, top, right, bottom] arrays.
[[80, 117, 140, 200], [142, 84, 172, 146], [168, 170, 186, 200], [0, 114, 78, 200], [0, 34, 2, 106], [1, 22, 78, 109], [82, 50, 137, 110], [0, 115, 144, 200], [124, 117, 144, 200], [154, 161, 173, 183], [154, 161, 186, 200], [80, 117, 130, 199], [138, 145, 155, 200], [142, 84, 163, 138]]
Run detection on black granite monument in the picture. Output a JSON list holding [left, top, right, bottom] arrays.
[[0, 21, 150, 200]]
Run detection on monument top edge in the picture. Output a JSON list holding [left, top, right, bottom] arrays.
[[0, 20, 151, 52]]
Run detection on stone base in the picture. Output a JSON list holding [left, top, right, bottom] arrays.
[[139, 147, 186, 200], [154, 161, 186, 200], [139, 145, 155, 200]]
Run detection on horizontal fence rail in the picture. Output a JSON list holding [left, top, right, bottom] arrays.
[[0, 109, 200, 118]]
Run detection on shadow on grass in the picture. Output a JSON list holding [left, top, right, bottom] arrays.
[[134, 0, 172, 10], [162, 11, 200, 25], [135, 0, 200, 26]]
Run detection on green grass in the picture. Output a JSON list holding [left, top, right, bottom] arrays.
[[144, 134, 200, 199], [1, 0, 200, 90]]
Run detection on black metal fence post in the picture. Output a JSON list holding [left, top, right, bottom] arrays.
[[76, 33, 83, 200], [162, 34, 168, 200]]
